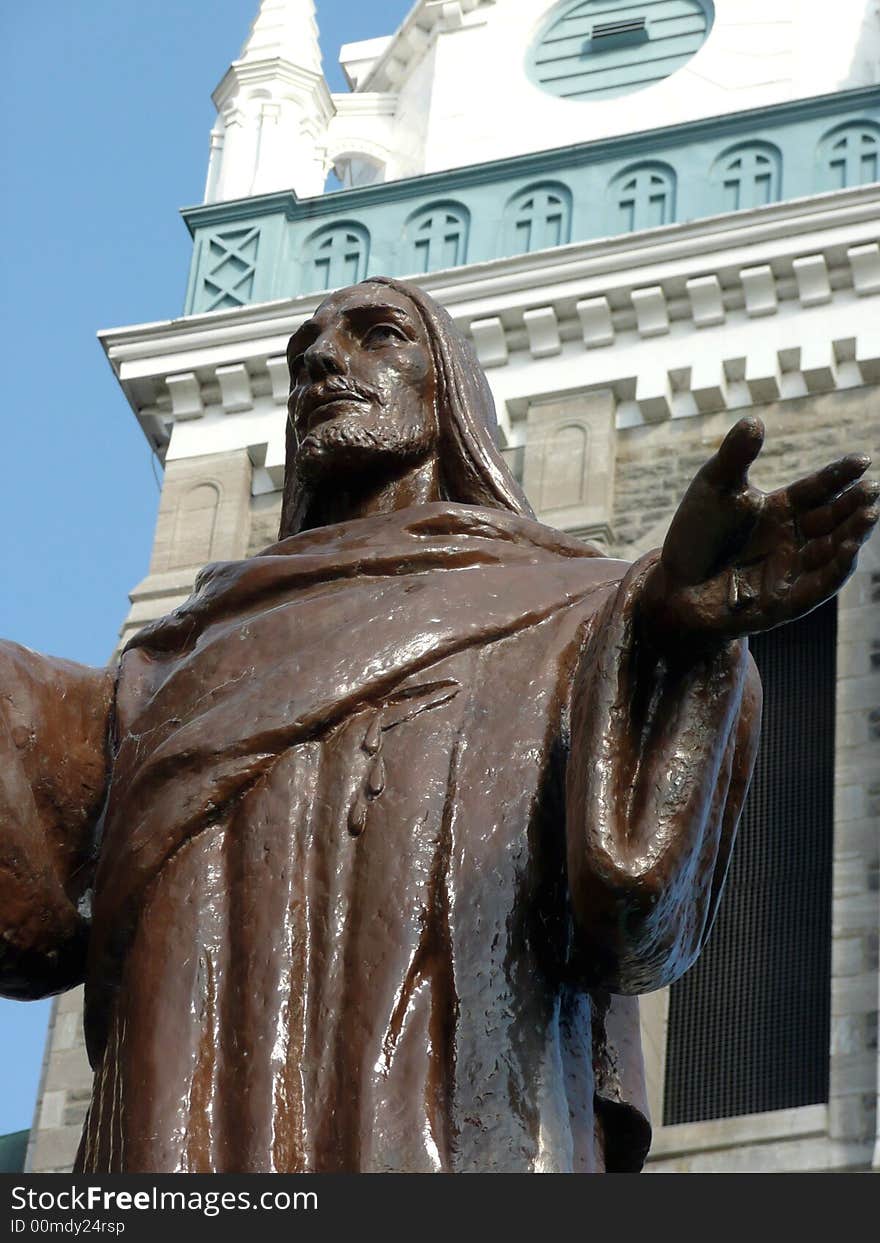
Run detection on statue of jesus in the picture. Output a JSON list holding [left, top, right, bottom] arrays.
[[1, 278, 876, 1173]]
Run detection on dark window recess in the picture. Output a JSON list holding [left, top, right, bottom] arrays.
[[663, 598, 837, 1126]]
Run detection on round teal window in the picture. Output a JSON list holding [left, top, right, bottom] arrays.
[[528, 0, 714, 101]]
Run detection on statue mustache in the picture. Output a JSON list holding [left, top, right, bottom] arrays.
[[302, 377, 382, 409], [288, 376, 384, 437]]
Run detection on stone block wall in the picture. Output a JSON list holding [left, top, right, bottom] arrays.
[[613, 388, 878, 556], [26, 989, 91, 1173]]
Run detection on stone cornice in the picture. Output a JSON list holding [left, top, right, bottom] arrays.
[[331, 92, 399, 118], [101, 184, 880, 455], [359, 0, 491, 94], [212, 57, 334, 118]]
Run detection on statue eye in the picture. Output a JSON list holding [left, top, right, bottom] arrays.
[[365, 323, 406, 346]]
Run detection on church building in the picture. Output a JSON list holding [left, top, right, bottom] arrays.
[[26, 0, 880, 1173]]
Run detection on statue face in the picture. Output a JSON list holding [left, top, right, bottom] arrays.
[[286, 284, 438, 483]]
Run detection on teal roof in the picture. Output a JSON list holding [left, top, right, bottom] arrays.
[[0, 1130, 29, 1173]]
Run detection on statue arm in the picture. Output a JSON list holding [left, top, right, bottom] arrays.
[[565, 552, 762, 995], [0, 640, 114, 999]]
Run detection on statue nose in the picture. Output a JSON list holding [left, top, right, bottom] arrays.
[[304, 339, 345, 379]]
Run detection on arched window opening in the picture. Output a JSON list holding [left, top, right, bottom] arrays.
[[818, 122, 880, 190], [303, 223, 370, 292], [713, 143, 781, 212], [540, 424, 589, 510], [405, 203, 470, 273], [610, 162, 676, 232], [170, 483, 221, 570], [505, 183, 572, 255], [329, 153, 385, 190]]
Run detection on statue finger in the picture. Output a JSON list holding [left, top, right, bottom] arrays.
[[788, 549, 857, 618], [786, 454, 871, 512], [801, 502, 879, 571], [798, 478, 880, 538], [828, 536, 868, 590], [702, 417, 765, 490]]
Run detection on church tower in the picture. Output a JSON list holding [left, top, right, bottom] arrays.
[[206, 0, 331, 201], [25, 1, 880, 1173]]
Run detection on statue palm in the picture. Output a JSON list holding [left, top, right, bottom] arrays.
[[645, 417, 879, 642]]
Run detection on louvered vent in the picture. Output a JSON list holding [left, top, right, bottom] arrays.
[[592, 17, 648, 41], [662, 598, 836, 1126], [528, 1, 714, 102]]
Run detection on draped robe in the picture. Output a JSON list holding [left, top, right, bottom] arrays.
[[0, 502, 761, 1173]]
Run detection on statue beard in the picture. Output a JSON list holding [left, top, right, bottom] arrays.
[[294, 415, 439, 485]]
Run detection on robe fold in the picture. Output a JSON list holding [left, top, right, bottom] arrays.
[[0, 502, 761, 1173]]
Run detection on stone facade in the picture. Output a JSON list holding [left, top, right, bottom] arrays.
[[120, 451, 254, 648], [25, 989, 91, 1173]]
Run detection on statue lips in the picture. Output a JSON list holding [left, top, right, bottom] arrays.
[[301, 382, 374, 431]]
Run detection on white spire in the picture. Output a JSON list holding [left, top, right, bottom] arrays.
[[205, 0, 332, 203], [240, 0, 322, 76]]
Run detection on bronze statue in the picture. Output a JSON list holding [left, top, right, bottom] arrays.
[[1, 279, 876, 1173]]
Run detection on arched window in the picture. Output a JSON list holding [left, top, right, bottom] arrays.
[[329, 153, 385, 190], [170, 482, 221, 570], [712, 142, 781, 212], [539, 424, 589, 511], [504, 183, 572, 255], [404, 202, 470, 273], [817, 122, 880, 190], [303, 223, 370, 291], [609, 162, 676, 232]]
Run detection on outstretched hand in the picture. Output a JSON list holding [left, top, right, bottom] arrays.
[[642, 417, 879, 645]]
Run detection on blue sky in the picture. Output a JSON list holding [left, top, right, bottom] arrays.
[[0, 0, 412, 1140]]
